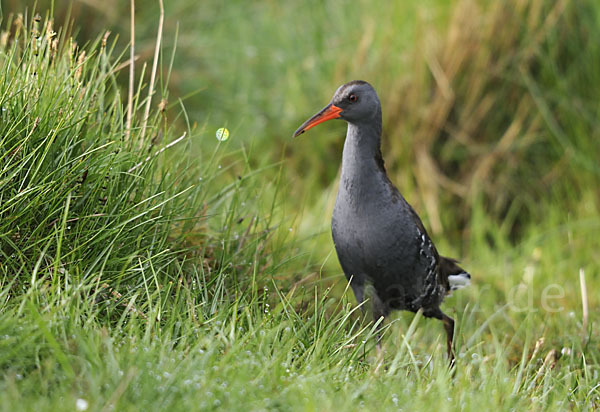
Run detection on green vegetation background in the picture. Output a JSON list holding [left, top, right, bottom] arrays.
[[0, 0, 598, 410]]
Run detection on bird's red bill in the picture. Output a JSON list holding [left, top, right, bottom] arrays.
[[293, 104, 343, 137]]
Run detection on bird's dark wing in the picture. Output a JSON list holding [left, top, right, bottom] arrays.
[[406, 202, 470, 293], [404, 202, 454, 291]]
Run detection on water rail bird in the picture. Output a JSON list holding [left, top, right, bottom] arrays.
[[293, 80, 471, 362]]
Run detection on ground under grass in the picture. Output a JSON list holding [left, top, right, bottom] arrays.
[[1, 225, 599, 411]]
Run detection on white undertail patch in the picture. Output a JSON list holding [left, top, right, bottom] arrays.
[[448, 272, 471, 291]]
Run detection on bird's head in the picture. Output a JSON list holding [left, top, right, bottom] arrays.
[[293, 80, 380, 138]]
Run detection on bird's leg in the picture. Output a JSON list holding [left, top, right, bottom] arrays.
[[370, 291, 387, 346], [352, 283, 387, 371], [441, 313, 455, 366], [371, 292, 387, 372], [350, 281, 366, 313], [425, 308, 455, 366]]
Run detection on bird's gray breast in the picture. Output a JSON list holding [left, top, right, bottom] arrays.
[[331, 178, 422, 288]]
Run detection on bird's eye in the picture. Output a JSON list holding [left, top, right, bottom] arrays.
[[348, 93, 358, 102]]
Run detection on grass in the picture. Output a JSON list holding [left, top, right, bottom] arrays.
[[0, 1, 599, 411]]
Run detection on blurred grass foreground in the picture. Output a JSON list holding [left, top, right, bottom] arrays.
[[0, 0, 599, 410]]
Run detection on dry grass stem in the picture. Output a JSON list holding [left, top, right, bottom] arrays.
[[579, 268, 589, 338], [125, 0, 135, 141], [140, 0, 165, 143], [128, 132, 187, 173]]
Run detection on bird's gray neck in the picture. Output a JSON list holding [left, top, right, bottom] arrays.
[[340, 120, 386, 187]]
